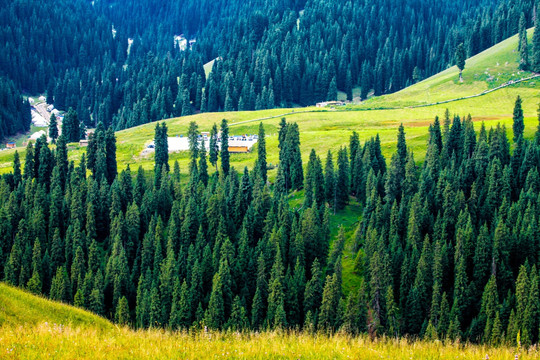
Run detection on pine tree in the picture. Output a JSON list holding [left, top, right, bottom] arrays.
[[324, 151, 335, 205], [220, 119, 230, 176], [209, 123, 219, 172], [455, 43, 466, 82], [170, 279, 191, 329], [480, 275, 499, 342], [181, 89, 193, 116], [205, 272, 225, 329], [266, 248, 286, 328], [115, 296, 130, 325], [335, 147, 350, 211], [154, 122, 169, 174], [513, 95, 524, 142], [251, 254, 268, 329], [12, 151, 21, 185], [532, 12, 540, 72], [105, 127, 117, 184], [519, 13, 530, 70], [318, 273, 341, 332], [26, 239, 42, 294], [285, 122, 303, 190], [257, 122, 267, 184], [327, 76, 337, 101], [199, 137, 209, 186], [49, 113, 58, 143], [226, 296, 249, 331], [304, 259, 323, 318]]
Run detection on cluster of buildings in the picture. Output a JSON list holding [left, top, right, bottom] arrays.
[[148, 133, 259, 154], [315, 100, 346, 108]]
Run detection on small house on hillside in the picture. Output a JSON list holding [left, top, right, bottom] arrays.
[[79, 140, 89, 147], [228, 145, 249, 153], [6, 142, 16, 149]]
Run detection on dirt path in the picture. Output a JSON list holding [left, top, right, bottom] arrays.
[[34, 103, 51, 124]]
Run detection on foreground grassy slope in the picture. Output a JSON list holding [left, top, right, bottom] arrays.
[[1, 283, 538, 360], [0, 282, 112, 330]]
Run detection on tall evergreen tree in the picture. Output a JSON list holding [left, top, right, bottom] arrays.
[[49, 114, 58, 143], [455, 43, 466, 82], [532, 11, 540, 72], [209, 123, 219, 172], [220, 119, 230, 176], [513, 95, 524, 142], [518, 13, 529, 70], [257, 122, 267, 184]]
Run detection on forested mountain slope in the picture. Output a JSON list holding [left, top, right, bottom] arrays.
[[0, 0, 537, 140]]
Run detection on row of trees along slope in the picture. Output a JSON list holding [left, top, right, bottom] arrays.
[[1, 96, 540, 345], [1, 0, 539, 141]]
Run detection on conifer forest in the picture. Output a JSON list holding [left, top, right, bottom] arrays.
[[2, 0, 540, 357]]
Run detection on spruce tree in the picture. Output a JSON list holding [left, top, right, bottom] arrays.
[[105, 127, 117, 184], [318, 273, 341, 332], [12, 151, 21, 185], [455, 43, 466, 82], [532, 12, 540, 72], [26, 239, 42, 294], [209, 123, 219, 172], [326, 76, 337, 101], [324, 151, 335, 205], [257, 122, 267, 184], [518, 13, 529, 70], [205, 272, 225, 329], [49, 113, 58, 143], [335, 147, 350, 211], [199, 138, 209, 186], [220, 119, 230, 175], [115, 296, 130, 325], [513, 95, 524, 142]]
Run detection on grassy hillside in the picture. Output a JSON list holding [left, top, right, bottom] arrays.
[[0, 282, 112, 330], [1, 282, 538, 359], [363, 28, 537, 108]]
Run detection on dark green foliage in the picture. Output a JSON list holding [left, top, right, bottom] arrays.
[[513, 95, 524, 142], [455, 43, 466, 81], [209, 123, 219, 171], [187, 121, 200, 176], [220, 119, 230, 176], [154, 122, 169, 173], [334, 147, 350, 211], [532, 13, 540, 72], [518, 13, 529, 71], [62, 108, 81, 143], [257, 122, 267, 184], [0, 78, 30, 141], [115, 296, 130, 325], [49, 114, 59, 143]]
